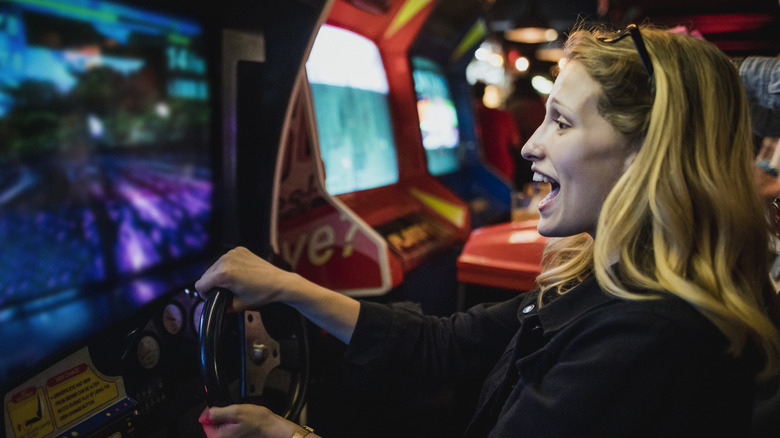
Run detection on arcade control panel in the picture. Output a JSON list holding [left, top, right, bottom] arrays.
[[374, 211, 459, 272], [3, 287, 212, 438]]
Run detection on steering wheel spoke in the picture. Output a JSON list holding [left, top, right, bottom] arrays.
[[199, 289, 309, 419]]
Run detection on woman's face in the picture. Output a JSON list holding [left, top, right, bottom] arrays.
[[521, 60, 635, 238]]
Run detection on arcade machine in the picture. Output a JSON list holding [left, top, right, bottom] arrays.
[[1, 0, 330, 436], [410, 14, 515, 228], [267, 1, 484, 436], [275, 0, 472, 316]]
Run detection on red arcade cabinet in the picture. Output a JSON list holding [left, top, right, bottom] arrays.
[[456, 218, 547, 309], [274, 0, 471, 307]]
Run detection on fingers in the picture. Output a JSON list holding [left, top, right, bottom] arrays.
[[199, 406, 236, 438], [195, 247, 249, 299], [200, 405, 292, 438], [194, 256, 224, 300], [194, 247, 272, 311], [199, 405, 248, 425], [195, 246, 293, 311], [193, 271, 215, 300]]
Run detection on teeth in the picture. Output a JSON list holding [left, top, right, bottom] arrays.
[[533, 172, 552, 183]]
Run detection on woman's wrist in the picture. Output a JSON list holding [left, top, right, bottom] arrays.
[[291, 425, 315, 438], [279, 272, 324, 308]]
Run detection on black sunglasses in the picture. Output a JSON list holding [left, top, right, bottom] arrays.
[[597, 24, 654, 80]]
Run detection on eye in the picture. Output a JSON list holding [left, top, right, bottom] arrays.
[[554, 118, 571, 130]]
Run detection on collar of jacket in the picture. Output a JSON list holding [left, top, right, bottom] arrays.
[[535, 276, 615, 332]]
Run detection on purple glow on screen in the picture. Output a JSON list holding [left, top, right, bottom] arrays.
[[0, 154, 212, 307], [0, 0, 212, 308]]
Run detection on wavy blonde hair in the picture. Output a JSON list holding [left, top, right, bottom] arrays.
[[536, 24, 780, 381]]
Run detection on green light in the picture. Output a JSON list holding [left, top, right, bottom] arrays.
[[7, 0, 118, 23], [168, 34, 190, 46]]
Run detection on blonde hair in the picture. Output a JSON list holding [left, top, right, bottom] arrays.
[[537, 24, 780, 381]]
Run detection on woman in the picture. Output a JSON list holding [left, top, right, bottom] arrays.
[[196, 24, 780, 437]]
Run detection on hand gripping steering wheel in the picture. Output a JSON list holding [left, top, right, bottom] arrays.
[[199, 288, 309, 419]]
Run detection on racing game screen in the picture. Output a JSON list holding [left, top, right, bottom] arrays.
[[0, 0, 212, 387]]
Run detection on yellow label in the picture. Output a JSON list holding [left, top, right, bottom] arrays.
[[6, 386, 54, 438], [45, 364, 119, 429]]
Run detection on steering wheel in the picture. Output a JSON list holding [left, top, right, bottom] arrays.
[[199, 288, 309, 419]]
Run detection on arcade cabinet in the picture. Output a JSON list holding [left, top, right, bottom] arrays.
[[276, 0, 472, 317], [410, 16, 515, 228], [1, 0, 329, 436]]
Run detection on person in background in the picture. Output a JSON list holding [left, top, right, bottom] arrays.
[[506, 75, 546, 191], [196, 23, 780, 438], [470, 81, 523, 187], [741, 56, 780, 201], [739, 56, 780, 140]]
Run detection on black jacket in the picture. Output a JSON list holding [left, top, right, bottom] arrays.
[[346, 276, 756, 437]]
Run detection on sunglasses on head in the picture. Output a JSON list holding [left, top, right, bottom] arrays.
[[597, 24, 654, 80]]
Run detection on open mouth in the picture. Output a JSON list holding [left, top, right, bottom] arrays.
[[533, 172, 560, 209]]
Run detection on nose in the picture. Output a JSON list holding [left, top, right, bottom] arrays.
[[521, 127, 544, 162]]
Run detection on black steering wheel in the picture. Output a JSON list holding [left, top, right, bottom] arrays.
[[199, 288, 309, 419]]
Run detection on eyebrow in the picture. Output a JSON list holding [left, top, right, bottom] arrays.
[[548, 97, 573, 115]]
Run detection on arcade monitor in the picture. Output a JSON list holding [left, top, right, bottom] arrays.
[[411, 56, 461, 177], [411, 53, 513, 227], [0, 0, 216, 435], [0, 0, 212, 390], [306, 24, 399, 196]]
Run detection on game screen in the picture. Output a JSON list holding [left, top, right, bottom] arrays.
[[0, 0, 211, 385], [412, 56, 460, 176], [306, 24, 399, 195]]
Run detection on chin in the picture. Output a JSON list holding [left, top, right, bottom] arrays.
[[536, 221, 562, 238], [536, 219, 586, 238]]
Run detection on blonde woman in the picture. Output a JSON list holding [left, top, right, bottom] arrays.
[[196, 24, 780, 438]]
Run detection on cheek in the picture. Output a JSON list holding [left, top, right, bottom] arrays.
[[568, 150, 629, 200]]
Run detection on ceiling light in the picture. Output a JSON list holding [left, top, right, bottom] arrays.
[[515, 56, 530, 72], [504, 27, 558, 44]]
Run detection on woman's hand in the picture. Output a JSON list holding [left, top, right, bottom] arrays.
[[199, 404, 302, 438], [195, 247, 299, 311], [195, 246, 361, 344]]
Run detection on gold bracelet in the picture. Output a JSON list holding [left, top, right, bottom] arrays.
[[291, 425, 314, 438]]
